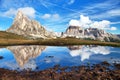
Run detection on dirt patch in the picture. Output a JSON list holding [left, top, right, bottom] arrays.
[[0, 62, 120, 80]]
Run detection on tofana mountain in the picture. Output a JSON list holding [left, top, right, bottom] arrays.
[[62, 26, 120, 41], [7, 11, 56, 39]]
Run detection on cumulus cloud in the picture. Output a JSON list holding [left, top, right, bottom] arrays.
[[52, 14, 60, 19], [69, 20, 80, 26], [69, 15, 117, 31], [3, 8, 17, 18], [90, 20, 110, 29], [110, 27, 117, 30], [69, 46, 110, 61], [42, 13, 60, 20], [69, 15, 92, 27], [2, 7, 36, 18], [42, 14, 51, 19], [18, 7, 36, 18]]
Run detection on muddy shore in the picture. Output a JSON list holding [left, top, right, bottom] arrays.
[[0, 61, 120, 80]]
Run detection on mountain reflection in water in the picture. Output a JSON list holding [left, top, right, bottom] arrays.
[[7, 45, 46, 68], [0, 45, 119, 71]]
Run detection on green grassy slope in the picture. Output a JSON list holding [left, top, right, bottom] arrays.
[[0, 31, 120, 47], [0, 31, 27, 40]]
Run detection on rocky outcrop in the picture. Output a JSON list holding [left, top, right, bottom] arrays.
[[62, 26, 84, 38], [62, 26, 120, 41], [84, 28, 120, 41], [7, 11, 56, 39], [7, 46, 46, 67]]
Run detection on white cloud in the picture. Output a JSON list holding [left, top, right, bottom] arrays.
[[90, 20, 110, 29], [69, 15, 92, 27], [110, 27, 117, 30], [3, 8, 17, 17], [2, 7, 36, 18], [42, 14, 51, 19], [107, 9, 120, 16], [18, 7, 36, 18], [68, 0, 75, 5], [53, 14, 60, 19], [80, 15, 92, 24], [69, 19, 80, 26], [69, 15, 117, 31], [111, 21, 120, 24], [41, 13, 60, 20], [91, 9, 120, 19]]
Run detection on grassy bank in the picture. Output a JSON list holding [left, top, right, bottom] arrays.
[[0, 31, 28, 40], [0, 38, 120, 47], [0, 31, 120, 47]]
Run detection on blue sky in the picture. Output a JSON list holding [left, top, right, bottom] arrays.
[[0, 0, 120, 34]]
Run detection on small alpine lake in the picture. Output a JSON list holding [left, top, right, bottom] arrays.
[[0, 45, 120, 71]]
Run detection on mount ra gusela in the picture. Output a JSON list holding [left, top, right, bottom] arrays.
[[7, 11, 120, 41]]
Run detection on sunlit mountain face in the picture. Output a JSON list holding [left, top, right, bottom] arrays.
[[0, 45, 120, 71]]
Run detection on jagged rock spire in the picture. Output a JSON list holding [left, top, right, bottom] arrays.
[[7, 11, 56, 39]]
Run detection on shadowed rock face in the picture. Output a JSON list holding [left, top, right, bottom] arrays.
[[63, 26, 84, 38], [7, 46, 46, 67], [62, 26, 120, 41], [7, 11, 56, 39]]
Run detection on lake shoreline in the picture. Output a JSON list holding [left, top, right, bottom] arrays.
[[0, 61, 119, 80], [0, 38, 120, 47]]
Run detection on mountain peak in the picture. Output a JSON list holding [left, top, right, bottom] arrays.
[[17, 10, 23, 16], [7, 11, 56, 39], [16, 11, 24, 19], [62, 25, 120, 41], [14, 10, 29, 21]]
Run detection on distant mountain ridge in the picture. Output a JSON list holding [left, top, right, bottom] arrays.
[[7, 11, 56, 39], [62, 26, 120, 41], [6, 11, 120, 42]]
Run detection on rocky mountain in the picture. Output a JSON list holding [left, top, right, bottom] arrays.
[[62, 26, 120, 41], [7, 45, 46, 67], [62, 26, 84, 38], [7, 11, 56, 39]]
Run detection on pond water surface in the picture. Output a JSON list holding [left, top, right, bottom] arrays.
[[0, 45, 120, 71]]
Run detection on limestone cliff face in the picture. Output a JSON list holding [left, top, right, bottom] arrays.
[[7, 11, 56, 39], [62, 26, 120, 41], [63, 26, 84, 38], [7, 46, 46, 67]]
